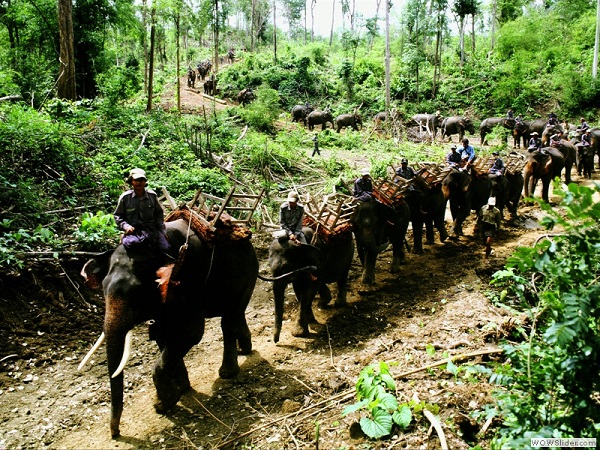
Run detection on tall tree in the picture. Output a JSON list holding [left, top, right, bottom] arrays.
[[431, 0, 448, 96], [329, 0, 334, 46], [57, 0, 76, 100], [146, 6, 156, 112]]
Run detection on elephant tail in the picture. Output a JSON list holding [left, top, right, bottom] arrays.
[[257, 265, 317, 282]]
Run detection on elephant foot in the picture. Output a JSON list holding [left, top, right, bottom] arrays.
[[317, 299, 331, 308], [237, 337, 252, 355], [110, 419, 121, 439], [309, 321, 325, 334], [291, 323, 310, 338], [413, 247, 424, 254], [219, 363, 240, 379], [439, 231, 449, 242], [154, 379, 188, 414]]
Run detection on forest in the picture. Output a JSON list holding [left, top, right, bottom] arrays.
[[1, 0, 600, 448]]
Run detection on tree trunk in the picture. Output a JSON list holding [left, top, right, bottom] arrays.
[[471, 13, 475, 56], [176, 12, 181, 112], [490, 0, 497, 52], [459, 17, 465, 67], [329, 0, 335, 47], [273, 0, 277, 63], [311, 0, 315, 42], [142, 0, 148, 93], [57, 0, 76, 100], [213, 0, 220, 74], [594, 0, 600, 78], [146, 7, 156, 112], [251, 0, 256, 51], [385, 0, 390, 112]]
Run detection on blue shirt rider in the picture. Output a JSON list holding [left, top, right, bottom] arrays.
[[528, 132, 542, 152], [459, 139, 476, 164]]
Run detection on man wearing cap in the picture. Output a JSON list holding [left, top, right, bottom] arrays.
[[279, 191, 306, 244], [395, 158, 415, 180], [445, 144, 462, 168], [476, 197, 501, 258], [528, 132, 542, 152], [580, 117, 590, 132], [488, 151, 505, 176], [114, 168, 171, 255], [353, 169, 373, 202]]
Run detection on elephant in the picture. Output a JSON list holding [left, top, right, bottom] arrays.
[[412, 113, 443, 139], [291, 104, 314, 126], [196, 60, 212, 80], [335, 113, 363, 132], [307, 108, 334, 131], [479, 117, 516, 145], [403, 183, 448, 253], [512, 120, 531, 149], [577, 144, 595, 179], [237, 88, 255, 107], [541, 123, 565, 146], [187, 68, 196, 88], [550, 139, 576, 184], [441, 116, 476, 142], [351, 200, 410, 286], [441, 169, 470, 236], [523, 147, 566, 203], [488, 174, 510, 219], [504, 170, 524, 217], [573, 127, 600, 170], [204, 76, 217, 96], [373, 110, 401, 129], [78, 218, 258, 438], [262, 227, 354, 342]]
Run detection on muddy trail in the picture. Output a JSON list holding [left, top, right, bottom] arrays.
[[0, 201, 555, 450]]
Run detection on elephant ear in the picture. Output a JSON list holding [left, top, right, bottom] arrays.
[[156, 264, 180, 304]]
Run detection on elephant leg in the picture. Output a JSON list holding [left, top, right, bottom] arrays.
[[235, 313, 252, 355], [361, 251, 377, 285], [219, 313, 245, 378], [317, 283, 332, 307], [542, 179, 550, 203], [412, 219, 424, 253], [434, 213, 448, 242], [335, 275, 349, 306], [291, 281, 311, 337], [272, 281, 286, 343], [390, 242, 405, 272], [425, 220, 435, 244], [153, 314, 203, 412]]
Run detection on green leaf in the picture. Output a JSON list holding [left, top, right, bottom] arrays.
[[342, 399, 368, 416], [377, 393, 399, 412], [359, 409, 393, 439], [446, 359, 459, 376], [426, 344, 436, 356], [393, 405, 412, 429]]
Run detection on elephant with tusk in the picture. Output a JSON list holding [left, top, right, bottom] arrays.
[[78, 218, 258, 438]]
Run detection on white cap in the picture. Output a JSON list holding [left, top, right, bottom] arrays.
[[128, 168, 147, 181], [287, 191, 299, 202], [360, 168, 370, 176], [488, 197, 496, 206]]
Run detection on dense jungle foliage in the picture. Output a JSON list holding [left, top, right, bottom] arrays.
[[1, 0, 600, 446]]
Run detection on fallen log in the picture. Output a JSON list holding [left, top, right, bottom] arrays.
[[201, 93, 227, 105]]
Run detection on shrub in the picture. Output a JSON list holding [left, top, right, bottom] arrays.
[[72, 211, 120, 251], [490, 181, 600, 446]]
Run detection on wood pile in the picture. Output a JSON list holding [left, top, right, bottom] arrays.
[[504, 153, 527, 175], [162, 186, 264, 244], [303, 194, 355, 242], [415, 163, 452, 189], [470, 156, 495, 177], [372, 177, 410, 206]]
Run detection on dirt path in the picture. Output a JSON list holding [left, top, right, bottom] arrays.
[[1, 88, 598, 448]]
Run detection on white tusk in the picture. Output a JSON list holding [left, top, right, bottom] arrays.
[[111, 330, 133, 378], [78, 332, 105, 371]]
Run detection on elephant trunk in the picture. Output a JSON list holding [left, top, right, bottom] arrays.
[[106, 332, 127, 438]]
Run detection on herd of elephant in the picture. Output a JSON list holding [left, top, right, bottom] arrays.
[[77, 110, 596, 438]]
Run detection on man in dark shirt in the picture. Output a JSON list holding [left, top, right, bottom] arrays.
[[114, 168, 170, 253], [353, 169, 373, 202], [279, 191, 306, 244], [395, 158, 416, 180], [446, 144, 462, 168]]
